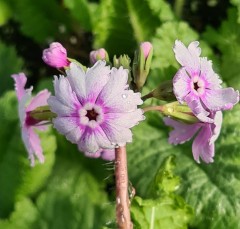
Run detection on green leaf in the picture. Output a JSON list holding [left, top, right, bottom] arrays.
[[93, 0, 160, 56], [0, 198, 39, 229], [203, 8, 240, 89], [128, 102, 240, 228], [0, 0, 12, 26], [0, 42, 23, 96], [31, 144, 114, 229], [231, 0, 240, 23], [63, 0, 98, 31], [131, 156, 193, 229], [0, 91, 56, 217], [9, 0, 70, 43]]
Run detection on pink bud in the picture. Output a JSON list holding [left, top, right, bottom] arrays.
[[140, 42, 153, 59], [42, 42, 70, 68], [89, 48, 107, 64]]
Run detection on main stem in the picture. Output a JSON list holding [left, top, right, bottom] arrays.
[[115, 146, 133, 229]]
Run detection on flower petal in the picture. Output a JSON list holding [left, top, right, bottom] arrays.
[[85, 61, 110, 103], [209, 111, 222, 145], [192, 124, 214, 163], [185, 93, 213, 123], [66, 63, 86, 104], [164, 117, 201, 145], [48, 96, 75, 116], [78, 127, 99, 153], [100, 121, 132, 146], [201, 88, 239, 111], [21, 126, 44, 167], [101, 149, 115, 161], [53, 75, 79, 109], [27, 89, 50, 111], [173, 40, 201, 75], [200, 57, 222, 89], [11, 73, 27, 101], [104, 109, 144, 129], [173, 67, 191, 103], [97, 67, 143, 112]]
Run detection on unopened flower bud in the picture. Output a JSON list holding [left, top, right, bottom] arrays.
[[42, 42, 70, 68], [140, 42, 152, 59], [162, 101, 199, 124], [113, 54, 131, 70], [90, 48, 109, 64], [133, 41, 153, 91]]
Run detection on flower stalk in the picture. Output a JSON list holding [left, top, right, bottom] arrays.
[[115, 146, 133, 229]]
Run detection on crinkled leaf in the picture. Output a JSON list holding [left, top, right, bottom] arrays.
[[128, 103, 240, 228], [131, 156, 193, 229], [0, 198, 39, 229], [0, 91, 56, 217], [31, 137, 114, 229], [0, 42, 23, 96], [8, 0, 70, 43]]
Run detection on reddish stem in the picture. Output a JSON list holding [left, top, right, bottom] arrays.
[[115, 146, 133, 229]]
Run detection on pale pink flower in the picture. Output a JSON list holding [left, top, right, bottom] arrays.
[[12, 73, 51, 166], [48, 61, 144, 155], [89, 48, 107, 64], [164, 111, 222, 163], [173, 40, 239, 123], [84, 149, 115, 161], [42, 42, 70, 68], [140, 42, 152, 59]]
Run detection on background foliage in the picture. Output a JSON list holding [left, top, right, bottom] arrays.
[[0, 0, 240, 228]]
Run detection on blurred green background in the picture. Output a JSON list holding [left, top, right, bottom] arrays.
[[0, 0, 240, 228]]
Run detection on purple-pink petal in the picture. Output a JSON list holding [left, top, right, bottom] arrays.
[[201, 88, 239, 111], [173, 67, 191, 103], [192, 125, 214, 163], [163, 117, 201, 145], [27, 89, 51, 111], [173, 40, 201, 76], [185, 93, 213, 123], [11, 73, 27, 101]]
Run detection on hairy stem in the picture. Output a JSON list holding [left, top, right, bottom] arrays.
[[115, 146, 133, 229]]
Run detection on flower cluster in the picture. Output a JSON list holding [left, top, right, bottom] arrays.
[[164, 40, 239, 163], [12, 40, 239, 166]]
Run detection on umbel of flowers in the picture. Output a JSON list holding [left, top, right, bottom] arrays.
[[12, 40, 239, 229], [14, 40, 238, 165]]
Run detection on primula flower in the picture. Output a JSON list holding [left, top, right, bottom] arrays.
[[89, 48, 108, 65], [173, 40, 239, 123], [164, 111, 222, 163], [42, 42, 70, 68], [84, 149, 115, 161], [12, 73, 51, 166], [48, 61, 144, 154]]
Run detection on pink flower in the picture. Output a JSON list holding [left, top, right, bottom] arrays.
[[12, 73, 51, 166], [89, 48, 107, 64], [84, 149, 115, 161], [140, 42, 152, 59], [164, 111, 222, 163], [173, 40, 239, 123], [48, 61, 144, 154], [42, 42, 70, 68]]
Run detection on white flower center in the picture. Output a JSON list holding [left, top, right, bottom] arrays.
[[191, 76, 205, 95], [79, 103, 103, 128]]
